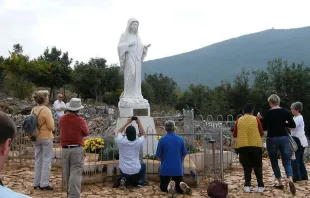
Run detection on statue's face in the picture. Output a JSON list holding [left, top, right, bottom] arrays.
[[130, 22, 139, 33]]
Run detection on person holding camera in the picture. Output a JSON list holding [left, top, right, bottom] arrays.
[[115, 116, 147, 189]]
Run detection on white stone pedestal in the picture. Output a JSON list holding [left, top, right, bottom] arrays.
[[118, 97, 150, 117], [116, 97, 158, 156], [116, 116, 158, 157]]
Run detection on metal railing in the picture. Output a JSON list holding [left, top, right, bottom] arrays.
[[6, 110, 241, 188]]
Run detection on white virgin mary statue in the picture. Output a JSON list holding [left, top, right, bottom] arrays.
[[118, 18, 151, 103]]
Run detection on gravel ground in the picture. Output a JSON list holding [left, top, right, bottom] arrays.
[[1, 159, 310, 198]]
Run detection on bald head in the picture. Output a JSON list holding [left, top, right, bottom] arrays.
[[57, 94, 63, 101]]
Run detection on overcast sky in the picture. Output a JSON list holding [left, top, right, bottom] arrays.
[[0, 0, 309, 64]]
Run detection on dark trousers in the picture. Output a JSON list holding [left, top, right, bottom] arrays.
[[238, 147, 264, 187], [160, 176, 184, 194], [291, 137, 308, 182], [118, 162, 146, 186]]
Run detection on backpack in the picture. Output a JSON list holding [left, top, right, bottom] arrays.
[[22, 107, 46, 137], [207, 180, 228, 198]]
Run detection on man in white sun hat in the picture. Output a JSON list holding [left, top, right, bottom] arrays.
[[59, 98, 89, 198]]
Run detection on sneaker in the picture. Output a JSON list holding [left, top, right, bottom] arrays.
[[39, 185, 54, 190], [244, 186, 251, 193], [34, 186, 39, 190], [179, 182, 192, 195], [167, 180, 176, 198], [119, 178, 126, 190], [273, 184, 284, 190], [138, 180, 149, 186], [256, 187, 264, 193]]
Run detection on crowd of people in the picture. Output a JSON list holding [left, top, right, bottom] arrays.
[[0, 90, 193, 198], [233, 94, 309, 195], [0, 91, 308, 197]]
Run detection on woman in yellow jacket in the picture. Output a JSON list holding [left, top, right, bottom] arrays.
[[233, 103, 264, 193], [32, 90, 55, 190]]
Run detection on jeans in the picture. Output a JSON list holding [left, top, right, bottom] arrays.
[[160, 176, 184, 193], [62, 147, 84, 198], [119, 162, 146, 186], [291, 137, 308, 182], [267, 136, 293, 178], [33, 139, 53, 188], [238, 147, 264, 187]]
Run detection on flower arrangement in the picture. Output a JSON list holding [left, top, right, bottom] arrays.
[[84, 138, 105, 153]]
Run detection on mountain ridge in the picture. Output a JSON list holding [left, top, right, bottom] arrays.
[[142, 26, 310, 89]]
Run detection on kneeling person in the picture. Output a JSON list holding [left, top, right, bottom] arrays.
[[156, 120, 192, 196], [116, 117, 147, 188]]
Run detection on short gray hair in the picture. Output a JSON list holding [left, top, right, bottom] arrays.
[[165, 120, 175, 132], [291, 101, 303, 112], [268, 94, 280, 105]]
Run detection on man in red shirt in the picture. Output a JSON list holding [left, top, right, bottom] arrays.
[[59, 98, 89, 198]]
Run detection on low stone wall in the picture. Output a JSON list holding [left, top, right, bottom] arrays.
[[189, 151, 233, 171], [80, 159, 199, 187]]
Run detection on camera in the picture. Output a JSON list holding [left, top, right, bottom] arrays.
[[131, 116, 138, 121]]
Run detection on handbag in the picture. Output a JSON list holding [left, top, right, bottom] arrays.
[[287, 128, 298, 152], [207, 180, 228, 198]]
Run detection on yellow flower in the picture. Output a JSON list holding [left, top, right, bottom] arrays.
[[84, 137, 105, 152]]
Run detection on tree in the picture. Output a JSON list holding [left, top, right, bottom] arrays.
[[229, 69, 251, 114], [143, 73, 178, 109], [252, 58, 310, 136], [72, 61, 103, 100], [208, 82, 233, 117], [0, 56, 5, 91], [38, 47, 73, 100], [88, 57, 107, 69], [71, 59, 122, 103], [1, 44, 39, 99], [12, 43, 23, 54], [142, 81, 155, 103], [177, 84, 211, 115]]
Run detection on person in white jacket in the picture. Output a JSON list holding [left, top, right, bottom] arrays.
[[290, 101, 309, 183], [53, 94, 66, 117]]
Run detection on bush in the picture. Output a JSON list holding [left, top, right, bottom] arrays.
[[98, 146, 119, 161], [144, 154, 157, 160], [184, 139, 200, 154], [3, 75, 34, 99], [104, 136, 116, 148]]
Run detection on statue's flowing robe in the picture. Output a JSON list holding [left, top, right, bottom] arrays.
[[118, 18, 147, 99]]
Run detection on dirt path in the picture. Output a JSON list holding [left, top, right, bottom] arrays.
[[2, 159, 309, 198]]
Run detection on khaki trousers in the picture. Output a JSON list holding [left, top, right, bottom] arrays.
[[62, 147, 84, 198]]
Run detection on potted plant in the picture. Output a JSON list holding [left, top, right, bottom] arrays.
[[84, 138, 105, 162]]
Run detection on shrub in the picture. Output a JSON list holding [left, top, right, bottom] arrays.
[[104, 136, 116, 148], [184, 139, 200, 154], [98, 146, 119, 161]]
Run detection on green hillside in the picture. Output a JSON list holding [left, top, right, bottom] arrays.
[[142, 26, 310, 89]]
